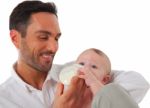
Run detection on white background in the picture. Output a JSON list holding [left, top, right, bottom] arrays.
[[0, 0, 149, 107]]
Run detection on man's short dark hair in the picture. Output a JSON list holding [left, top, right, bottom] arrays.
[[9, 1, 57, 37]]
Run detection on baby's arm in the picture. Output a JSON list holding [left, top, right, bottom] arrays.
[[78, 67, 105, 96]]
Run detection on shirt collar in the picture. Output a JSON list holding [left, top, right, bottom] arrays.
[[11, 63, 55, 93]]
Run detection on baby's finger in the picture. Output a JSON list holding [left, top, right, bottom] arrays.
[[77, 74, 85, 79]]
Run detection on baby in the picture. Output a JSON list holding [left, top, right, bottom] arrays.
[[59, 48, 111, 96], [58, 48, 149, 108], [76, 48, 111, 95]]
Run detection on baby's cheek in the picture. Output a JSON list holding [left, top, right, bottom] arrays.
[[93, 70, 105, 81]]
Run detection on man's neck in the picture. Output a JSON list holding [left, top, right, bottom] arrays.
[[14, 61, 48, 90]]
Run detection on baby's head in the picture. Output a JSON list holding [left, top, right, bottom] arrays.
[[76, 48, 111, 84]]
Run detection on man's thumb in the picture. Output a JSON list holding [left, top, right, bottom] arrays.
[[55, 82, 64, 97]]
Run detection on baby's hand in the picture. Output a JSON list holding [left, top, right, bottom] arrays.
[[78, 67, 104, 96]]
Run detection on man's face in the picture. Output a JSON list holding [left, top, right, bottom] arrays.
[[19, 12, 61, 73]]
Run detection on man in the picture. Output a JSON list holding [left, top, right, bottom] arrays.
[[0, 1, 149, 108], [0, 1, 91, 108]]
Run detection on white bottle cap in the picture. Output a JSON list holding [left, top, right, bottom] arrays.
[[59, 64, 83, 85]]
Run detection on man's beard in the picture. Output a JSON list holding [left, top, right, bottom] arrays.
[[20, 40, 55, 73]]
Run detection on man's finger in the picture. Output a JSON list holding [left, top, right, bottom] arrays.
[[65, 76, 84, 95], [55, 82, 64, 97]]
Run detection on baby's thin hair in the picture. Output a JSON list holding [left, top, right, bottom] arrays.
[[90, 48, 104, 55]]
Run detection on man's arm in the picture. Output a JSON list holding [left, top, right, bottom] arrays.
[[112, 70, 149, 103]]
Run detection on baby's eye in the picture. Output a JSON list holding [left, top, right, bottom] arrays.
[[91, 65, 97, 69], [79, 62, 84, 66]]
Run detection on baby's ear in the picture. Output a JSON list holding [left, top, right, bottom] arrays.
[[102, 74, 111, 84]]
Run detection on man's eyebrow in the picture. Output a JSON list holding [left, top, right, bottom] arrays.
[[35, 30, 51, 35], [35, 30, 61, 37]]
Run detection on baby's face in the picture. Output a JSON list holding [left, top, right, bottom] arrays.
[[76, 50, 109, 81]]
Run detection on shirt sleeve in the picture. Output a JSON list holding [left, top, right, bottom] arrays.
[[111, 70, 150, 103]]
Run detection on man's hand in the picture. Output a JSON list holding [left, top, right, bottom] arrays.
[[53, 76, 92, 108]]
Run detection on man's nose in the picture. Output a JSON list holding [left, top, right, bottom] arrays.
[[46, 38, 58, 53]]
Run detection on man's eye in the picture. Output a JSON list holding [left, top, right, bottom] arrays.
[[39, 34, 49, 40], [79, 62, 84, 66], [91, 65, 97, 69], [40, 36, 48, 40]]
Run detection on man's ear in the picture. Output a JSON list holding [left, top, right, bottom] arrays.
[[10, 30, 21, 49], [102, 74, 111, 85]]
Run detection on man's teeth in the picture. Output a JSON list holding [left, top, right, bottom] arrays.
[[42, 54, 51, 59]]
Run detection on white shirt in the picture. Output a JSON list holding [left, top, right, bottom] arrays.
[[0, 62, 149, 108], [0, 64, 58, 108]]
